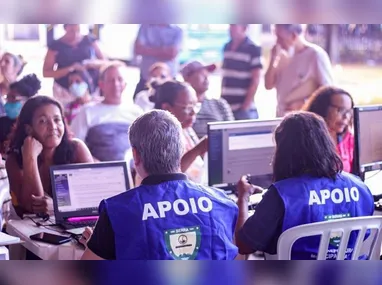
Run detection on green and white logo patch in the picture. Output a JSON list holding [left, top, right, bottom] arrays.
[[165, 226, 201, 260]]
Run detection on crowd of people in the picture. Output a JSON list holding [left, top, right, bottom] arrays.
[[0, 24, 375, 260]]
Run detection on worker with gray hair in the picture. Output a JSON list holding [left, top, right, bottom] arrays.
[[82, 110, 238, 260]]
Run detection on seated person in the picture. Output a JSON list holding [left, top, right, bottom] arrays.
[[151, 80, 208, 183], [0, 74, 41, 157], [181, 61, 235, 138], [6, 96, 93, 217], [65, 69, 100, 125], [0, 52, 26, 116], [71, 63, 143, 162], [134, 62, 171, 112], [235, 112, 374, 260], [303, 86, 354, 173], [81, 110, 238, 260]]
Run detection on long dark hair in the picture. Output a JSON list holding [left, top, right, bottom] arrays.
[[149, 80, 189, 109], [273, 111, 343, 182], [8, 96, 76, 168], [303, 86, 354, 120]]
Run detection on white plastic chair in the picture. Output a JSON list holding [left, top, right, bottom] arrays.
[[0, 246, 9, 260], [277, 216, 382, 260]]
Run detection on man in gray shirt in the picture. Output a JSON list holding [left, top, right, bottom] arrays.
[[264, 24, 333, 117], [133, 24, 183, 99]]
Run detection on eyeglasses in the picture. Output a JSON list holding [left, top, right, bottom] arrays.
[[329, 104, 353, 117], [173, 102, 202, 115]]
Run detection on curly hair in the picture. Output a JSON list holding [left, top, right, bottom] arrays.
[[8, 96, 76, 168], [9, 73, 41, 98]]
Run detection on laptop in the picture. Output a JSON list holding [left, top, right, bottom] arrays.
[[50, 161, 132, 230]]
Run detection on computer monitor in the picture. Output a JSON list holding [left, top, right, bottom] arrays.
[[207, 119, 281, 192], [354, 105, 382, 198], [51, 161, 132, 219], [354, 105, 382, 174]]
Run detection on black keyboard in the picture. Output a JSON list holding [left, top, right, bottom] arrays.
[[375, 200, 382, 211], [64, 220, 97, 229]]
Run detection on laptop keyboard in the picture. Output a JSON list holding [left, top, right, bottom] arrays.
[[65, 220, 97, 229]]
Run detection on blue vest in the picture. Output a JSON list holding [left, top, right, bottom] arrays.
[[273, 172, 374, 260], [102, 179, 238, 260]]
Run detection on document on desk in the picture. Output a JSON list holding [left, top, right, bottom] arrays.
[[0, 231, 20, 246]]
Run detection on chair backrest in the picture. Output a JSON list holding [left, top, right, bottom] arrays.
[[277, 216, 382, 260]]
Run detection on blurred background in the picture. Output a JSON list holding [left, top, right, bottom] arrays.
[[1, 24, 381, 118]]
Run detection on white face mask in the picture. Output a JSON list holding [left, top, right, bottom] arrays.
[[69, 82, 88, 98]]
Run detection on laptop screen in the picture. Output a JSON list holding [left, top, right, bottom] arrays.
[[51, 163, 129, 214]]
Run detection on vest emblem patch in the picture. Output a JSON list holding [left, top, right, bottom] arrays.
[[165, 226, 201, 260]]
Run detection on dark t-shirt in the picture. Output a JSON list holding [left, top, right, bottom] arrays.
[[49, 35, 98, 89], [0, 116, 16, 153], [237, 185, 286, 255], [87, 209, 116, 259]]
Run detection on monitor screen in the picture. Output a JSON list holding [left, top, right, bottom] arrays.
[[354, 105, 382, 172], [52, 163, 129, 213], [208, 119, 281, 190]]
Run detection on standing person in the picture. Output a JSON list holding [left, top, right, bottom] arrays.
[[221, 24, 262, 120], [81, 110, 238, 260], [264, 24, 333, 117], [43, 24, 105, 106], [133, 24, 183, 99]]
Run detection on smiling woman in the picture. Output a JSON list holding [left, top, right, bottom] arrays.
[[5, 96, 93, 218]]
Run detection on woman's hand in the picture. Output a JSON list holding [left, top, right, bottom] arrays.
[[79, 227, 93, 247], [237, 175, 264, 201], [22, 136, 43, 161], [31, 195, 53, 214]]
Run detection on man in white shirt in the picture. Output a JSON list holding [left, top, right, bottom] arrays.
[[71, 63, 142, 161], [264, 24, 333, 117]]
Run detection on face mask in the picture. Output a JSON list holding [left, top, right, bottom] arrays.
[[69, 82, 88, 98], [4, 101, 22, 119]]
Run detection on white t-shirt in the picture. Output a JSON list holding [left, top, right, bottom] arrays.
[[135, 90, 155, 112], [71, 102, 143, 142], [275, 42, 333, 115]]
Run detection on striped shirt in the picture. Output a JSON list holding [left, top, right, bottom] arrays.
[[193, 98, 235, 138], [221, 37, 262, 111]]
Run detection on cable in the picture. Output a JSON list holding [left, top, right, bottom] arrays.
[[24, 216, 66, 235]]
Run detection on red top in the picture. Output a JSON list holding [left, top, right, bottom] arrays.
[[337, 132, 354, 173]]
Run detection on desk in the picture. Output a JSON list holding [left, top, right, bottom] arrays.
[[0, 176, 11, 228], [6, 218, 84, 260]]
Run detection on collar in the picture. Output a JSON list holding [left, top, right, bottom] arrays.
[[228, 36, 249, 49], [141, 173, 188, 185]]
